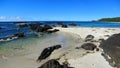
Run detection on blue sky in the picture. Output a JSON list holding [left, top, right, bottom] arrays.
[[0, 0, 120, 21]]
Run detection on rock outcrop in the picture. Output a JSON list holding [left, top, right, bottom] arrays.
[[14, 32, 24, 37], [38, 59, 73, 68], [37, 45, 62, 62], [81, 43, 97, 50], [85, 35, 94, 42], [100, 33, 120, 68]]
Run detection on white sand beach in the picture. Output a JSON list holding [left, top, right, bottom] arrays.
[[0, 27, 120, 68], [50, 27, 120, 68]]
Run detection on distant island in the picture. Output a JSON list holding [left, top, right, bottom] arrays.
[[92, 17, 120, 22]]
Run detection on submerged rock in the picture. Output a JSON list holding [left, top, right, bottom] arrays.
[[100, 33, 120, 68], [37, 45, 62, 62], [43, 24, 53, 31], [38, 59, 73, 68], [85, 35, 94, 42], [61, 24, 68, 28], [14, 32, 24, 37], [69, 23, 77, 26], [81, 43, 97, 50], [29, 24, 40, 30]]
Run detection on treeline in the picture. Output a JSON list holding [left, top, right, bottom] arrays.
[[93, 17, 120, 22]]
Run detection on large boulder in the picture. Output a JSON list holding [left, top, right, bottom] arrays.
[[85, 35, 94, 42], [81, 43, 97, 50], [37, 45, 61, 62], [29, 24, 40, 30], [43, 24, 53, 31], [100, 33, 120, 67], [38, 59, 72, 68]]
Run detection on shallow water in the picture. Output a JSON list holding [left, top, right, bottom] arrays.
[[0, 31, 81, 68]]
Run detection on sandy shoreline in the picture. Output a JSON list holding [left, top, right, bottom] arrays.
[[0, 27, 119, 68], [51, 27, 120, 68]]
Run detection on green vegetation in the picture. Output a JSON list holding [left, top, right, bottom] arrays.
[[98, 17, 120, 22]]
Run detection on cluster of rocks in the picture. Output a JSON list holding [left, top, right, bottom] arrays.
[[37, 45, 74, 68], [37, 45, 72, 68], [29, 24, 59, 33], [0, 32, 24, 41]]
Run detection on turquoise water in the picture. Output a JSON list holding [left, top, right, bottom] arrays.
[[0, 32, 80, 58]]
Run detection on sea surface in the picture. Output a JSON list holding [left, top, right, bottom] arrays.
[[0, 21, 120, 38]]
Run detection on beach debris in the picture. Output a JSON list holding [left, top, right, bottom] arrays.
[[81, 43, 97, 50], [38, 59, 73, 68], [85, 35, 94, 42], [37, 45, 62, 62]]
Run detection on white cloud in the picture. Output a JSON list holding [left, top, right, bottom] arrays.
[[0, 16, 7, 20]]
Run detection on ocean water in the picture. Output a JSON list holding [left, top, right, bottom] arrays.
[[0, 21, 120, 68], [1, 21, 120, 54], [0, 21, 120, 38]]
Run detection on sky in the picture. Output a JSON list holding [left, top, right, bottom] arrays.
[[0, 0, 120, 21]]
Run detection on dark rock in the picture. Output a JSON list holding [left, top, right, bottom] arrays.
[[37, 45, 61, 62], [52, 25, 56, 27], [47, 29, 59, 33], [38, 59, 73, 68], [85, 35, 94, 42], [29, 24, 53, 32], [13, 22, 28, 28], [75, 47, 81, 49], [17, 23, 28, 28], [69, 23, 77, 26], [104, 35, 110, 37], [0, 27, 2, 29], [14, 32, 24, 37], [29, 24, 40, 30], [43, 24, 53, 31], [56, 22, 64, 25], [36, 26, 44, 32], [81, 43, 97, 50], [100, 33, 120, 68], [98, 38, 105, 43], [96, 48, 99, 51], [62, 24, 68, 28]]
